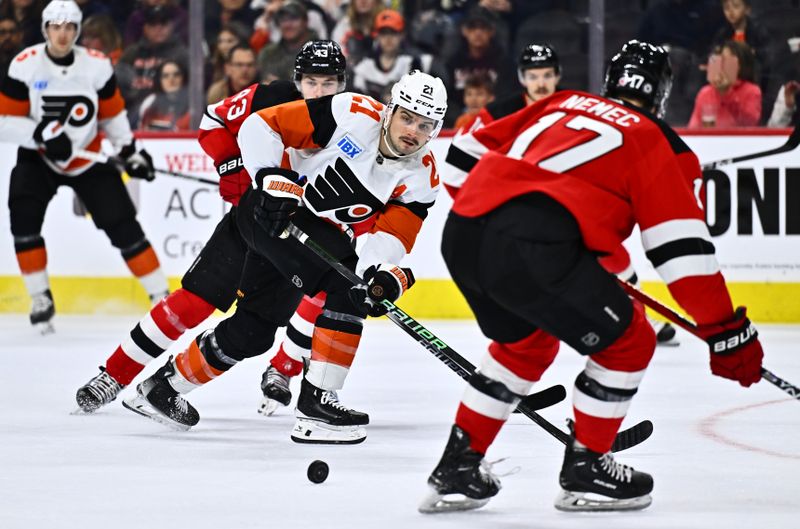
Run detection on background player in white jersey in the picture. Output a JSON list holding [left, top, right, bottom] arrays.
[[74, 40, 348, 414], [122, 71, 448, 445], [0, 0, 162, 333]]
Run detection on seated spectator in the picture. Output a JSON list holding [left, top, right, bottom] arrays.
[[476, 0, 513, 54], [117, 4, 189, 125], [207, 44, 259, 104], [205, 0, 259, 51], [712, 0, 773, 122], [80, 15, 123, 65], [257, 1, 317, 83], [250, 0, 331, 54], [0, 16, 23, 82], [407, 2, 459, 59], [352, 9, 444, 103], [0, 0, 46, 47], [139, 60, 191, 131], [452, 72, 495, 130], [688, 40, 761, 128], [445, 6, 515, 125], [332, 0, 383, 66], [125, 0, 188, 46], [767, 80, 800, 127], [208, 21, 251, 85]]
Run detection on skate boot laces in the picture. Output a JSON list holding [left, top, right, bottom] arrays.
[[31, 293, 52, 313], [599, 452, 633, 483], [320, 390, 348, 411], [481, 457, 520, 479], [265, 366, 290, 392], [88, 368, 123, 402]]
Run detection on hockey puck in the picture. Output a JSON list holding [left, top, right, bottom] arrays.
[[307, 460, 329, 484]]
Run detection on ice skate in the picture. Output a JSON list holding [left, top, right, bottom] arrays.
[[419, 424, 500, 514], [122, 356, 199, 431], [555, 439, 653, 512], [30, 289, 55, 335], [291, 378, 368, 444], [75, 366, 125, 413], [649, 317, 679, 346], [257, 365, 292, 417]]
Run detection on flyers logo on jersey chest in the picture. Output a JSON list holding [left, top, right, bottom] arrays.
[[304, 158, 383, 223], [41, 95, 95, 126]]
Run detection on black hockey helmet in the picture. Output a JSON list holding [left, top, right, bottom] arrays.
[[603, 39, 672, 118], [518, 43, 561, 75], [294, 40, 347, 92]]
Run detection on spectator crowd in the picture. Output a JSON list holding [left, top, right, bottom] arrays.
[[2, 0, 800, 130]]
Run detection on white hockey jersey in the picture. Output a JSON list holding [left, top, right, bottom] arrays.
[[0, 44, 133, 176], [237, 92, 441, 274]]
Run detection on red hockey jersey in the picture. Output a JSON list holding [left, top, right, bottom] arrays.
[[449, 90, 734, 325]]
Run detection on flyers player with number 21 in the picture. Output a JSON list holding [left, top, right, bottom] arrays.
[[120, 70, 448, 446], [420, 40, 764, 514], [0, 0, 163, 334]]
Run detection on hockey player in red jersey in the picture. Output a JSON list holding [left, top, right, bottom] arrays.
[[74, 40, 348, 413], [448, 42, 679, 345], [0, 0, 163, 333], [121, 71, 447, 445], [420, 40, 764, 514]]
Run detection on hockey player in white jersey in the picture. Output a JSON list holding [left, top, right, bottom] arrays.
[[122, 71, 448, 444], [0, 0, 164, 333]]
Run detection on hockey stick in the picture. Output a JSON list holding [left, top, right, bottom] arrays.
[[701, 125, 800, 170], [617, 279, 800, 400], [73, 149, 220, 186], [286, 222, 653, 451]]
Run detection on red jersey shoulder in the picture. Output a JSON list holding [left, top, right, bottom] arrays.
[[213, 83, 261, 131]]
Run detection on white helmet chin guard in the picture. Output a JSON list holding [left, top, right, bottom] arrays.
[[41, 1, 83, 47], [383, 70, 448, 157]]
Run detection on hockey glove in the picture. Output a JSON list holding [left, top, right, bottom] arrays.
[[697, 306, 763, 387], [120, 143, 155, 181], [253, 167, 304, 238], [349, 264, 415, 317], [216, 156, 250, 206], [33, 120, 72, 162]]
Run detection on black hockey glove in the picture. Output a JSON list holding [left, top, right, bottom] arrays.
[[120, 143, 156, 181], [253, 167, 305, 238], [349, 264, 415, 317], [33, 120, 72, 162]]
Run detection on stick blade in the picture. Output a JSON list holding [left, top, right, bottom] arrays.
[[611, 420, 654, 453], [516, 384, 567, 411]]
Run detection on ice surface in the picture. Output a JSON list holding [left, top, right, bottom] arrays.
[[1, 315, 798, 529]]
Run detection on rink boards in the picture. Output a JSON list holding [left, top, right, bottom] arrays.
[[0, 129, 798, 321]]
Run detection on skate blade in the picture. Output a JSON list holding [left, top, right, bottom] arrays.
[[34, 321, 55, 335], [122, 395, 192, 432], [290, 417, 366, 445], [554, 490, 652, 512], [418, 488, 490, 514], [257, 397, 283, 417]]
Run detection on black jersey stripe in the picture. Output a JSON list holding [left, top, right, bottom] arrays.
[[445, 144, 479, 173], [645, 238, 716, 268], [0, 75, 29, 100], [97, 74, 117, 100], [306, 94, 337, 148], [388, 199, 433, 221]]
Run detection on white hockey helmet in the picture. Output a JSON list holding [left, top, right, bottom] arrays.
[[384, 70, 448, 150], [41, 1, 83, 46]]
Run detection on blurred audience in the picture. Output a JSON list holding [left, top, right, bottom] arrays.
[[352, 9, 445, 103], [208, 44, 258, 104], [688, 40, 761, 128], [125, 0, 189, 46], [767, 79, 800, 127], [0, 15, 23, 82], [257, 1, 317, 83], [332, 0, 383, 66], [139, 59, 191, 131], [208, 21, 251, 85], [205, 0, 259, 50], [0, 0, 46, 47], [251, 0, 331, 53], [81, 15, 123, 65], [452, 71, 495, 130]]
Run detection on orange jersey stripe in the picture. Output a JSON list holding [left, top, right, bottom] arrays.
[[369, 203, 424, 253], [62, 135, 103, 172], [98, 87, 126, 120], [125, 246, 160, 277], [310, 328, 361, 368], [16, 247, 47, 273], [0, 92, 30, 116], [255, 100, 320, 150]]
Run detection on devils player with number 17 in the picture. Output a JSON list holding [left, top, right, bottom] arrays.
[[0, 0, 163, 333], [420, 40, 764, 514]]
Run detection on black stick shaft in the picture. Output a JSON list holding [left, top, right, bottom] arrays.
[[617, 279, 800, 400], [702, 125, 800, 169]]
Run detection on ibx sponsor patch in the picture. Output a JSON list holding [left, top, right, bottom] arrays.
[[337, 135, 363, 159]]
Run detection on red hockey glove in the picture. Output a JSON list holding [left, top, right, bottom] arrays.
[[349, 264, 415, 317], [696, 307, 763, 387], [216, 156, 250, 206]]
